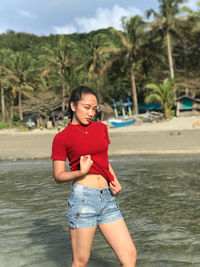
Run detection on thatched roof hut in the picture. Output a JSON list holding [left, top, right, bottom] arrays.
[[16, 91, 114, 126], [98, 103, 113, 121], [16, 92, 69, 127]]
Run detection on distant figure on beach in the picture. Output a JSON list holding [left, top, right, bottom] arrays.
[[27, 119, 34, 130], [51, 86, 137, 266]]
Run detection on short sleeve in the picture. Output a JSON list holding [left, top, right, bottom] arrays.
[[51, 133, 67, 161], [104, 124, 110, 144]]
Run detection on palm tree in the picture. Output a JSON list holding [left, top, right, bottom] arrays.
[[146, 0, 186, 79], [182, 0, 200, 20], [145, 78, 177, 118], [86, 32, 119, 102], [0, 49, 15, 122], [110, 16, 146, 114], [170, 4, 200, 97], [41, 35, 77, 111], [8, 52, 37, 120]]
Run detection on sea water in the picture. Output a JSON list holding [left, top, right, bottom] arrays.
[[0, 155, 200, 267]]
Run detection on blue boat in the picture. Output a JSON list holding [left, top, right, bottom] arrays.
[[108, 118, 135, 128]]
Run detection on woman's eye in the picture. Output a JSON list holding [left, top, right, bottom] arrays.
[[83, 106, 97, 112]]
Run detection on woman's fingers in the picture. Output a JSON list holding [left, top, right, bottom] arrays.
[[80, 155, 93, 175], [109, 182, 117, 194], [81, 155, 92, 161], [109, 180, 122, 194]]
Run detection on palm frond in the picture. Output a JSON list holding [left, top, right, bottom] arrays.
[[145, 93, 162, 104], [40, 67, 53, 78], [46, 57, 61, 66], [145, 83, 160, 92]]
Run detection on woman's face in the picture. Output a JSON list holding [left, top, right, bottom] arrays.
[[71, 93, 98, 125]]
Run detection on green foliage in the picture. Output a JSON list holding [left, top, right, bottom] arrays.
[[0, 121, 9, 129], [11, 121, 21, 127], [0, 1, 200, 123], [145, 78, 177, 118], [0, 120, 22, 129]]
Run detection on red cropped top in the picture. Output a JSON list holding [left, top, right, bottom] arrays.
[[51, 122, 114, 182]]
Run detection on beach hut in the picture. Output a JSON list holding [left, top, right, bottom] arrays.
[[18, 92, 69, 128], [98, 103, 113, 121], [176, 95, 200, 117]]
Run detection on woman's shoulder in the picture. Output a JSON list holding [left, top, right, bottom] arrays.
[[53, 125, 71, 140], [91, 121, 107, 129]]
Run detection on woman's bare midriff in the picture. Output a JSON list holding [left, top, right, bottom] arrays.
[[74, 173, 108, 188]]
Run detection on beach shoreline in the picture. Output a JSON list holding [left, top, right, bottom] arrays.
[[0, 116, 200, 160]]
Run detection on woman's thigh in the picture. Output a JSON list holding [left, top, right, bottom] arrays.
[[70, 226, 97, 262], [98, 219, 136, 263]]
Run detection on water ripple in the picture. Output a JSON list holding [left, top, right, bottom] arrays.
[[0, 156, 200, 266]]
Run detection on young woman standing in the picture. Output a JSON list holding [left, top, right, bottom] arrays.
[[51, 86, 137, 267]]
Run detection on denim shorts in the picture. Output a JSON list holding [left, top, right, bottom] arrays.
[[66, 183, 123, 228]]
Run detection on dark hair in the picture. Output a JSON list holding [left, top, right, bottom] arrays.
[[68, 86, 97, 121]]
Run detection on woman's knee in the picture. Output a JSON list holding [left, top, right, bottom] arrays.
[[120, 246, 137, 266], [131, 246, 137, 264], [72, 254, 90, 267]]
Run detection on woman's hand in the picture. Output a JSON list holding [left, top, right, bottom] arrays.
[[109, 179, 122, 195], [108, 163, 122, 195], [80, 155, 93, 176]]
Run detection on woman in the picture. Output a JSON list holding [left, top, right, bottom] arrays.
[[51, 86, 137, 267]]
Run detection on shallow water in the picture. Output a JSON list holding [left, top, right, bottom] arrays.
[[0, 155, 200, 266]]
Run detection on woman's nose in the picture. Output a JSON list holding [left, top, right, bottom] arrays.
[[88, 109, 94, 116]]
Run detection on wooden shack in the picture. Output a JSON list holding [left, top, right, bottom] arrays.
[[19, 92, 69, 128], [176, 96, 200, 117], [19, 92, 113, 127]]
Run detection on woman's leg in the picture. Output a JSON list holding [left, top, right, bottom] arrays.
[[70, 226, 97, 267], [98, 219, 137, 267]]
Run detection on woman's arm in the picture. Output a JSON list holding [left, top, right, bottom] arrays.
[[109, 163, 122, 194], [53, 155, 93, 183]]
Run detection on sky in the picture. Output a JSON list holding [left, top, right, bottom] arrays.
[[0, 0, 198, 36]]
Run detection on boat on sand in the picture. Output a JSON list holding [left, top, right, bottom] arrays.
[[108, 117, 135, 128]]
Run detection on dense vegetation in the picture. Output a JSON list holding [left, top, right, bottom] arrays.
[[0, 0, 200, 124]]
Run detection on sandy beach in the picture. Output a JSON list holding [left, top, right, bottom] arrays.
[[0, 116, 200, 160]]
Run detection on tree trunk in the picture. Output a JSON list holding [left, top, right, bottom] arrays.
[[0, 82, 6, 122], [10, 95, 14, 121], [18, 87, 23, 121], [95, 76, 102, 103], [130, 68, 139, 114], [61, 68, 66, 112], [166, 30, 174, 79]]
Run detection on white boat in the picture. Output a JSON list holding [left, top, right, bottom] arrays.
[[108, 118, 135, 128]]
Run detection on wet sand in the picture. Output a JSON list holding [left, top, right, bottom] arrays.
[[0, 116, 200, 160]]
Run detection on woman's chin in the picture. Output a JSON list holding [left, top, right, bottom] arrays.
[[80, 119, 92, 125], [76, 120, 87, 126]]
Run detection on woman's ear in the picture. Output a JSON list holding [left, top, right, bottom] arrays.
[[70, 102, 75, 112]]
